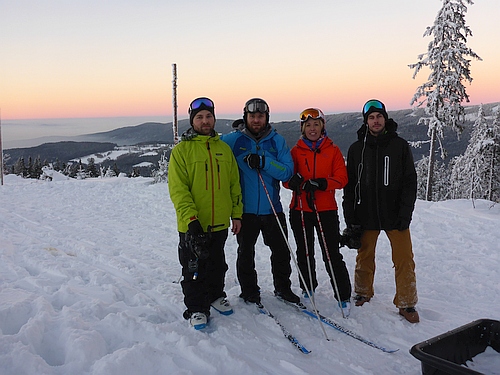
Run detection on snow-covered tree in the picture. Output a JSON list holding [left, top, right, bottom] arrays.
[[415, 155, 449, 201], [86, 158, 98, 178], [40, 164, 54, 181], [489, 107, 500, 202], [31, 156, 43, 179], [452, 105, 500, 202], [112, 163, 120, 177], [76, 160, 86, 180], [152, 151, 169, 184], [409, 0, 481, 201], [104, 166, 117, 178], [13, 157, 26, 177], [415, 156, 429, 200]]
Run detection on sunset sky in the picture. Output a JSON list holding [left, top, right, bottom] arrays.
[[1, 0, 499, 122]]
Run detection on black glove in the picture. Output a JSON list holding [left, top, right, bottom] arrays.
[[288, 173, 304, 192], [244, 154, 265, 170], [187, 220, 210, 259], [339, 224, 363, 249], [188, 219, 204, 236], [302, 178, 327, 192]]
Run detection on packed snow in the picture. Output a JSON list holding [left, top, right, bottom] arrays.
[[0, 174, 499, 375]]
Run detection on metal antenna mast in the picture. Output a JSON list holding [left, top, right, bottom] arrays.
[[172, 63, 179, 145]]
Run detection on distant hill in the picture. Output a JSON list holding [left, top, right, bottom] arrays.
[[4, 102, 499, 176], [66, 103, 500, 161], [3, 142, 117, 169], [70, 119, 236, 145]]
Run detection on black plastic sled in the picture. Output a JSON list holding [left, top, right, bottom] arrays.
[[410, 318, 500, 375]]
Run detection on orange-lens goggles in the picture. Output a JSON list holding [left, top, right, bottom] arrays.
[[300, 108, 325, 122]]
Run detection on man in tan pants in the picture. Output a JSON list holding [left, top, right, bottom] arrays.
[[342, 99, 419, 323]]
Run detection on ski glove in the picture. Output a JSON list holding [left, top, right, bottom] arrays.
[[187, 220, 210, 259], [287, 173, 304, 192], [302, 178, 327, 192], [188, 219, 204, 236], [188, 220, 209, 245], [244, 154, 265, 170], [339, 224, 363, 249]]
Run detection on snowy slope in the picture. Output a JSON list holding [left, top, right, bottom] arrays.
[[0, 175, 499, 374]]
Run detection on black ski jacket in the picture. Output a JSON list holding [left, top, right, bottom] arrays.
[[342, 119, 417, 231]]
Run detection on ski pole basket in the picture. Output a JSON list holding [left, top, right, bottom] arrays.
[[410, 319, 500, 374]]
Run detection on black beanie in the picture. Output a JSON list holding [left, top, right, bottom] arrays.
[[189, 97, 216, 126], [362, 99, 388, 124]]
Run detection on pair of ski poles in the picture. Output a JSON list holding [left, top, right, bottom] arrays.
[[257, 171, 346, 341]]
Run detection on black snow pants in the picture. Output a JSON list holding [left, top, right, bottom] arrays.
[[236, 212, 293, 299], [178, 229, 228, 316], [290, 209, 352, 302]]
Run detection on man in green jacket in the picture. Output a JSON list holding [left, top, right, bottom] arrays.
[[168, 97, 243, 330]]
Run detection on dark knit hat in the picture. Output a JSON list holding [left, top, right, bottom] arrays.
[[189, 97, 216, 126], [362, 99, 388, 124]]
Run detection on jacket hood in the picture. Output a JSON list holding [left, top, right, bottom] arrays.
[[241, 123, 272, 141], [180, 127, 216, 141]]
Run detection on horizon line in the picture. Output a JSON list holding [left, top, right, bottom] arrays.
[[5, 101, 500, 123]]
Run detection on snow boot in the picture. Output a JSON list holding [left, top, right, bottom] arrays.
[[239, 292, 261, 304], [275, 289, 300, 304], [354, 295, 371, 307], [189, 312, 208, 330], [339, 300, 351, 317], [399, 307, 420, 323], [211, 297, 233, 316]]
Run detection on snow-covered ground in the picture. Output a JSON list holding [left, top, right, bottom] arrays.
[[0, 174, 499, 375], [72, 144, 164, 164]]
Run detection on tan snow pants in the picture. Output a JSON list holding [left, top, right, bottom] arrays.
[[354, 229, 418, 309]]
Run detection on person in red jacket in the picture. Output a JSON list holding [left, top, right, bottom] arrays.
[[284, 108, 352, 317]]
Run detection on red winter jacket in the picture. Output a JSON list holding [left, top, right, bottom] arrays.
[[284, 136, 348, 212]]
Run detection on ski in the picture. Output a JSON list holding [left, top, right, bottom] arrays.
[[256, 302, 311, 354], [276, 297, 398, 353]]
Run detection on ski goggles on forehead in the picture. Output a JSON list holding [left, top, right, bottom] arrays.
[[189, 98, 214, 113], [300, 108, 325, 122], [363, 100, 384, 114], [245, 101, 269, 113]]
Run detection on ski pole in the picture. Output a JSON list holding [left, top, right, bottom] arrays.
[[257, 171, 329, 341], [298, 194, 316, 304], [173, 274, 183, 284], [310, 193, 345, 319]]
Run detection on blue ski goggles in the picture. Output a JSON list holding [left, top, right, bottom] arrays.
[[362, 100, 385, 115], [189, 97, 215, 114]]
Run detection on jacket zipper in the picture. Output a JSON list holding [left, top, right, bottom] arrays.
[[206, 140, 215, 226], [384, 156, 389, 186], [375, 144, 382, 228]]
